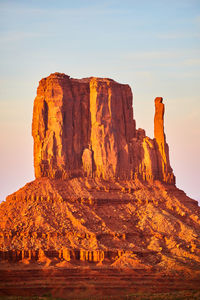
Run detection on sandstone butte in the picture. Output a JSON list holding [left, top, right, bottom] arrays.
[[0, 73, 200, 298]]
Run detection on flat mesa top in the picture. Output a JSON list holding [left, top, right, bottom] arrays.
[[0, 72, 199, 285], [41, 72, 126, 85], [33, 72, 174, 185]]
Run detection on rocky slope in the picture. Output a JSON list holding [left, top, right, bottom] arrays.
[[0, 177, 199, 274], [0, 73, 199, 279]]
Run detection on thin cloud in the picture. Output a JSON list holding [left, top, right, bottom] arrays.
[[195, 15, 200, 24], [123, 50, 200, 62], [184, 58, 200, 66], [0, 2, 128, 17], [123, 51, 180, 60], [119, 50, 200, 72], [0, 32, 52, 43], [155, 32, 200, 39], [0, 2, 44, 15]]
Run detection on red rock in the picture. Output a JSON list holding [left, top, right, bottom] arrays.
[[89, 77, 136, 179], [154, 97, 175, 183], [1, 72, 199, 280], [32, 73, 174, 182], [32, 74, 136, 180], [32, 73, 91, 179]]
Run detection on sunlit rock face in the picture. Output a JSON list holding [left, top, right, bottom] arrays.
[[32, 73, 91, 179], [89, 77, 136, 179], [154, 97, 174, 183], [32, 72, 175, 183], [1, 72, 200, 280]]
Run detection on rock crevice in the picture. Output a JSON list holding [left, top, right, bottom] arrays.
[[1, 73, 200, 278], [32, 72, 174, 183]]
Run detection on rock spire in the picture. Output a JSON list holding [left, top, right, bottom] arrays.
[[154, 97, 174, 183], [1, 72, 200, 285], [32, 72, 175, 184]]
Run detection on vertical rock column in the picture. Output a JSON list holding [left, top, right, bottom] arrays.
[[32, 73, 91, 179], [89, 78, 136, 179], [154, 97, 175, 183], [32, 74, 69, 178], [89, 78, 119, 179]]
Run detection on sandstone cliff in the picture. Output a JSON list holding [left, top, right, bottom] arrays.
[[154, 97, 173, 183], [0, 73, 199, 281], [32, 73, 174, 183]]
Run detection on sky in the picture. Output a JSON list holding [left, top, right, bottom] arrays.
[[0, 0, 200, 203]]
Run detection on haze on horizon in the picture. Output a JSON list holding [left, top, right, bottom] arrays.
[[0, 0, 200, 203]]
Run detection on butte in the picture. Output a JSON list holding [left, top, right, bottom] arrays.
[[0, 73, 199, 298]]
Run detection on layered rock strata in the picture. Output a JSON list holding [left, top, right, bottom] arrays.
[[0, 177, 199, 276], [32, 73, 174, 183], [1, 72, 199, 280]]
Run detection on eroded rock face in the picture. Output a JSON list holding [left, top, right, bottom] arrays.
[[1, 72, 200, 279], [32, 72, 174, 183], [154, 97, 174, 183], [1, 177, 200, 276], [89, 77, 136, 179], [32, 73, 91, 179]]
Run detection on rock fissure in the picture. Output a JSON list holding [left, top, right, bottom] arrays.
[[0, 73, 199, 279], [32, 73, 175, 182]]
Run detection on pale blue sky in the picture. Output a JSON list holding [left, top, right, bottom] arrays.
[[0, 0, 200, 202]]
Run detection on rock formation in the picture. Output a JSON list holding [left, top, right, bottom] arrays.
[[0, 73, 199, 297], [154, 97, 173, 183], [32, 73, 174, 183]]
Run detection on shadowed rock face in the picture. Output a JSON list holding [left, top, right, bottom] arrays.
[[32, 73, 174, 183], [32, 73, 91, 179], [1, 72, 200, 282]]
